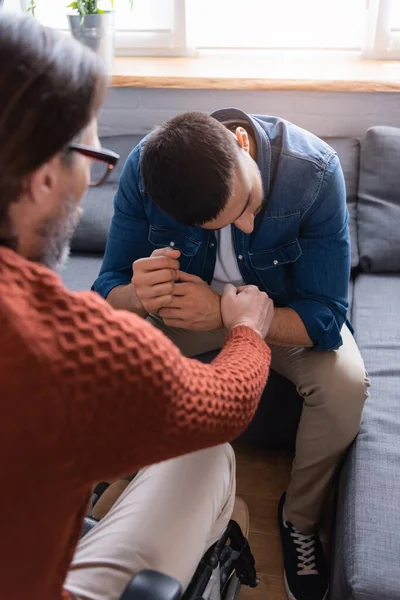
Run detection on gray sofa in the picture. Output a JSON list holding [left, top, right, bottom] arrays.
[[62, 126, 400, 600]]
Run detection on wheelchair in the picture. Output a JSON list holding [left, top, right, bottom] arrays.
[[81, 482, 260, 600]]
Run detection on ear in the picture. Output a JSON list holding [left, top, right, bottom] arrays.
[[235, 127, 250, 154], [26, 156, 59, 206]]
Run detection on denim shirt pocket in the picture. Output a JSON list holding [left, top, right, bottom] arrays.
[[248, 239, 302, 296], [148, 226, 201, 272]]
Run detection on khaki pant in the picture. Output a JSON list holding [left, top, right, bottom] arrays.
[[146, 316, 370, 534], [64, 444, 235, 600]]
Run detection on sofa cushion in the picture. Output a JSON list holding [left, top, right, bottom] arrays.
[[332, 273, 400, 600], [60, 254, 104, 292], [71, 183, 116, 253], [358, 126, 400, 273], [71, 134, 143, 253], [325, 137, 360, 269]]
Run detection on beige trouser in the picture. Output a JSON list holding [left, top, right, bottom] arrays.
[[64, 444, 236, 600], [146, 316, 370, 534]]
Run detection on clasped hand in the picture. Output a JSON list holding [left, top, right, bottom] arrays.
[[131, 247, 222, 331], [132, 247, 273, 337], [158, 270, 223, 331]]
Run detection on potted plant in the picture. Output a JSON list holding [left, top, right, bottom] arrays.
[[24, 1, 133, 71], [67, 1, 124, 71]]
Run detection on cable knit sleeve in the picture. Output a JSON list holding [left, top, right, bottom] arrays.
[[53, 288, 271, 481], [9, 257, 270, 482]]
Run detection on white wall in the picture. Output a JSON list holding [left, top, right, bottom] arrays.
[[99, 87, 400, 139]]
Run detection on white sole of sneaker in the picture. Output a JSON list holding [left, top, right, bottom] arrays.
[[283, 571, 329, 600]]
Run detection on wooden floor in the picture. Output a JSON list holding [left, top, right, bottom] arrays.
[[233, 443, 293, 600]]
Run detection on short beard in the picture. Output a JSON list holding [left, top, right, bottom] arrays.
[[36, 194, 82, 271]]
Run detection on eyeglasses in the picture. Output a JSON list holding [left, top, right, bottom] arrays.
[[68, 143, 120, 187]]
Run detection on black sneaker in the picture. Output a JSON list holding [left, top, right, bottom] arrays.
[[277, 493, 329, 600]]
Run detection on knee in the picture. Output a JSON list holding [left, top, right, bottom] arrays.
[[333, 360, 368, 402], [320, 364, 369, 439], [186, 443, 234, 473], [170, 443, 235, 502], [301, 356, 368, 439], [198, 444, 236, 497]]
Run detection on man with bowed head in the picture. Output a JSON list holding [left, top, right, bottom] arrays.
[[95, 107, 370, 600]]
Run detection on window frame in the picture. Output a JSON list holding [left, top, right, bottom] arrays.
[[114, 0, 196, 57]]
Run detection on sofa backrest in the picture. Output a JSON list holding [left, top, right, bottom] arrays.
[[71, 133, 362, 269], [357, 126, 400, 273], [71, 134, 143, 254]]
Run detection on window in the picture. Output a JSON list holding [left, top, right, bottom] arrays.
[[4, 0, 400, 59], [364, 0, 400, 58], [187, 0, 366, 50]]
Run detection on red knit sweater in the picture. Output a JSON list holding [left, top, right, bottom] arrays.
[[0, 247, 271, 600]]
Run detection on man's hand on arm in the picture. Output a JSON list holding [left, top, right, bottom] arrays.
[[106, 247, 312, 346], [230, 285, 312, 348], [157, 273, 312, 345], [222, 284, 274, 339], [158, 271, 223, 331]]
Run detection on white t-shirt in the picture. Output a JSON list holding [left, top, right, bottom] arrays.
[[211, 225, 245, 295]]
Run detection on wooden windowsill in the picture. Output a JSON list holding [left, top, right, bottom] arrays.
[[111, 50, 400, 92]]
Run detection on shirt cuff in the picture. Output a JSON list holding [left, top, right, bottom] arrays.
[[92, 273, 131, 299], [287, 299, 345, 351]]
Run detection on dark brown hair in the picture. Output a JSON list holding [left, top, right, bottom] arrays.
[[141, 112, 239, 226], [0, 12, 107, 242]]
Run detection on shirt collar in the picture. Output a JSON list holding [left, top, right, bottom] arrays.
[[210, 107, 271, 198]]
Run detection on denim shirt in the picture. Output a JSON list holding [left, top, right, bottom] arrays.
[[93, 108, 351, 351]]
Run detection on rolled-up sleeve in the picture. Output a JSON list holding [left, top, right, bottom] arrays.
[[93, 145, 152, 299], [288, 154, 351, 350]]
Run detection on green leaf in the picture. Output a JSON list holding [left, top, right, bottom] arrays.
[[27, 0, 36, 15], [67, 0, 134, 16]]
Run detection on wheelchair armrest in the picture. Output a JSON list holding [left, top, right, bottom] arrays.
[[121, 569, 182, 600]]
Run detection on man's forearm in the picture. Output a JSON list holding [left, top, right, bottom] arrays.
[[106, 284, 148, 318], [265, 307, 313, 348]]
